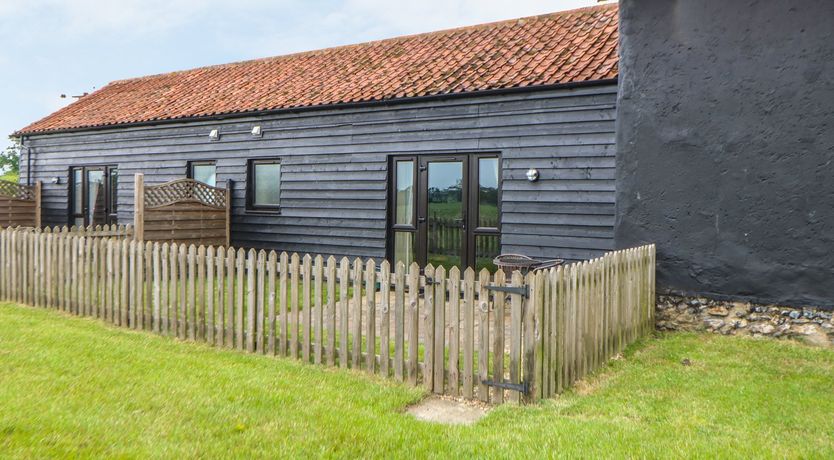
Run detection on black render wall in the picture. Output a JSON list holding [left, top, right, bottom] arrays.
[[615, 0, 834, 308], [22, 84, 618, 261]]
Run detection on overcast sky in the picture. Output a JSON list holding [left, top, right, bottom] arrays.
[[1, 0, 601, 141]]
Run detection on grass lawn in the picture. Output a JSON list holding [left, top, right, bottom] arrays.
[[1, 302, 833, 458]]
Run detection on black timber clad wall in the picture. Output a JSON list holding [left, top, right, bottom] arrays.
[[616, 0, 834, 308], [21, 85, 617, 261]]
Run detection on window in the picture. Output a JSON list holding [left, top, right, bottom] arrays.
[[108, 168, 118, 223], [69, 165, 119, 227], [71, 168, 84, 227], [477, 157, 499, 229], [247, 158, 281, 211], [391, 158, 417, 267], [187, 161, 217, 186]]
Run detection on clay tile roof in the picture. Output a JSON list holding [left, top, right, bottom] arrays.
[[16, 3, 618, 135]]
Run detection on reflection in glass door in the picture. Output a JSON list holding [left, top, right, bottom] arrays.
[[87, 169, 106, 226], [472, 157, 500, 271], [426, 159, 464, 269], [389, 153, 500, 271]]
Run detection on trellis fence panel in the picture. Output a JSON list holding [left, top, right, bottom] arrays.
[[134, 174, 230, 247], [0, 226, 654, 403], [0, 180, 40, 228]]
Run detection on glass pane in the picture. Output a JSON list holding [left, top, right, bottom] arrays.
[[427, 161, 463, 269], [478, 158, 499, 228], [73, 217, 85, 227], [109, 168, 118, 214], [394, 231, 415, 267], [395, 160, 414, 226], [474, 234, 500, 272], [254, 162, 281, 206], [192, 164, 216, 187], [72, 169, 83, 214], [87, 169, 105, 226]]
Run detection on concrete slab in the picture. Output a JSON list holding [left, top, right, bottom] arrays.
[[406, 396, 489, 425]]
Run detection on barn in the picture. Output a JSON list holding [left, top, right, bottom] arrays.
[[13, 4, 619, 272], [18, 0, 831, 310]]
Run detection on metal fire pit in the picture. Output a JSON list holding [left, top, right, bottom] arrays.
[[493, 253, 563, 276]]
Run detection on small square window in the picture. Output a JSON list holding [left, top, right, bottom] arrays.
[[247, 159, 281, 211], [187, 161, 217, 187]]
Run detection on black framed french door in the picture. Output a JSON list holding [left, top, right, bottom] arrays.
[[69, 165, 119, 227], [388, 153, 500, 271]]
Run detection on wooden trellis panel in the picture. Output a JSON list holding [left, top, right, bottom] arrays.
[[134, 174, 230, 247], [0, 180, 40, 228]]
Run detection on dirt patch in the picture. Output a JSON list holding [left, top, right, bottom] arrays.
[[406, 396, 489, 425]]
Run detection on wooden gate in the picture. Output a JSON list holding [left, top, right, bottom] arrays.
[[0, 180, 41, 228], [133, 174, 230, 247]]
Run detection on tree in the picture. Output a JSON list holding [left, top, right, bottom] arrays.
[[0, 142, 20, 178]]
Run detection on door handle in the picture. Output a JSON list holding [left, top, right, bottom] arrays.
[[418, 217, 426, 223]]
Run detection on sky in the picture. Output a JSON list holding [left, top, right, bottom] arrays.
[[0, 0, 602, 142]]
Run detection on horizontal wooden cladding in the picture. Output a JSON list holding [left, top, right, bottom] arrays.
[[503, 233, 614, 251], [0, 219, 38, 227], [0, 199, 38, 207], [23, 125, 614, 162], [144, 204, 226, 218], [144, 220, 225, 231], [232, 229, 386, 250], [27, 85, 617, 261], [145, 198, 225, 211], [0, 199, 37, 228], [503, 168, 615, 181], [506, 223, 614, 239], [502, 190, 614, 204], [229, 214, 386, 229], [141, 197, 227, 246], [501, 244, 606, 261], [23, 88, 616, 150], [232, 222, 382, 239]]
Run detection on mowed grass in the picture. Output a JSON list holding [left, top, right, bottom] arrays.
[[1, 303, 833, 458]]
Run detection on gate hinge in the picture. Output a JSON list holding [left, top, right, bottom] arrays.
[[485, 284, 528, 298], [482, 379, 529, 394]]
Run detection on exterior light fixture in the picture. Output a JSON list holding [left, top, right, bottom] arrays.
[[525, 168, 540, 182], [251, 125, 263, 137], [209, 129, 220, 141], [51, 176, 60, 184]]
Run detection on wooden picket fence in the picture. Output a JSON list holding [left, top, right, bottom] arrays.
[[33, 224, 134, 239], [0, 226, 654, 403]]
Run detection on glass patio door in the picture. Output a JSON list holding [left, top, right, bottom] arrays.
[[389, 153, 500, 271], [69, 165, 118, 227]]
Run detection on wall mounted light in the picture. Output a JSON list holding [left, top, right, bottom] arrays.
[[525, 168, 540, 182], [251, 126, 263, 137], [209, 129, 220, 141], [51, 176, 60, 184]]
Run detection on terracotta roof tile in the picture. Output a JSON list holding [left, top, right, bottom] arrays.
[[17, 3, 618, 135]]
